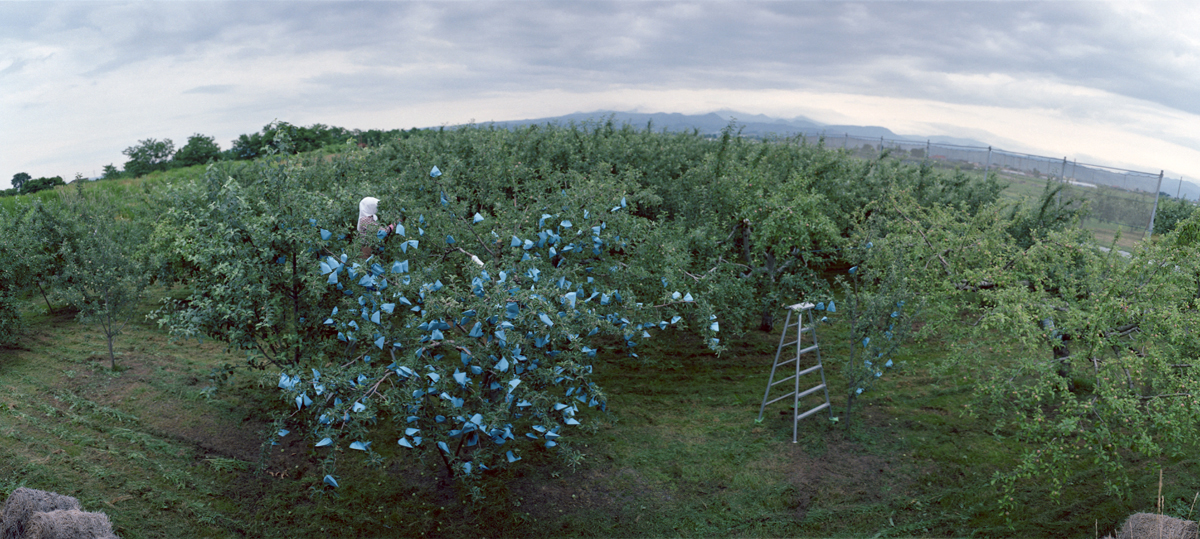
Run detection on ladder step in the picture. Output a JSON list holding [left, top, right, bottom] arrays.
[[774, 357, 798, 368], [795, 402, 830, 421], [797, 364, 823, 377], [796, 383, 825, 399], [768, 364, 823, 389], [782, 336, 815, 348], [764, 381, 826, 406], [768, 374, 797, 389], [797, 344, 819, 356], [763, 393, 793, 407]]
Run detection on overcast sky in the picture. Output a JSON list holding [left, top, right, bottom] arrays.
[[3, 1, 1199, 189]]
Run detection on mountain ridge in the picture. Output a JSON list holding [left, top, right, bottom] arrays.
[[477, 109, 992, 148]]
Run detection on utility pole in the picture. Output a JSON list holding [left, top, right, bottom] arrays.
[[1148, 171, 1165, 237], [1057, 157, 1067, 206]]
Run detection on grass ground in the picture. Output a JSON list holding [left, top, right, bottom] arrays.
[[1, 166, 203, 213], [991, 172, 1149, 252], [3, 288, 1196, 538]]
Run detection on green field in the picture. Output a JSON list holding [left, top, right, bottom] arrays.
[[833, 148, 1157, 252], [0, 165, 203, 213], [973, 171, 1153, 252]]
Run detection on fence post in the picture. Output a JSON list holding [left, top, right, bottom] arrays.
[[1058, 157, 1067, 205], [1148, 170, 1164, 237], [983, 146, 992, 181]]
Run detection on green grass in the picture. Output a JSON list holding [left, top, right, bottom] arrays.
[[991, 172, 1150, 252], [1, 288, 1196, 537], [1, 165, 208, 213], [855, 156, 1155, 253]]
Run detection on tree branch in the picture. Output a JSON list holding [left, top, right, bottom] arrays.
[[1140, 393, 1191, 400], [889, 198, 951, 275]]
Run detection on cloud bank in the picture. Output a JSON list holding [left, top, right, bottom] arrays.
[[2, 1, 1198, 184]]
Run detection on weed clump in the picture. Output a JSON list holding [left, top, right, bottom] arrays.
[[24, 509, 116, 539], [1115, 513, 1198, 539], [1, 488, 82, 539]]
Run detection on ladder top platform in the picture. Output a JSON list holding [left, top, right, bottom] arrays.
[[787, 302, 815, 311]]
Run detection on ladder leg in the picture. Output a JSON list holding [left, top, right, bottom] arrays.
[[758, 309, 793, 421], [810, 308, 833, 420], [792, 311, 804, 443]]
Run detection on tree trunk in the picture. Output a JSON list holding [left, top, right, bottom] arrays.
[[759, 310, 774, 332], [36, 283, 52, 313], [438, 448, 455, 480], [291, 254, 302, 365]]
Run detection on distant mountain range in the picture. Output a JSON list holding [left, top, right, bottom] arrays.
[[477, 109, 991, 148], [470, 110, 1200, 201]]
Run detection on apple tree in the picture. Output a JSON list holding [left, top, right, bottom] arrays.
[[273, 165, 719, 494]]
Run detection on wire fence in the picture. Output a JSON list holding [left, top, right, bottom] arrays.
[[802, 132, 1170, 250]]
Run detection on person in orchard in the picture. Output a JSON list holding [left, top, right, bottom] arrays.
[[357, 196, 394, 258]]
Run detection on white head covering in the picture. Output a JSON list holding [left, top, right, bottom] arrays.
[[359, 197, 379, 222]]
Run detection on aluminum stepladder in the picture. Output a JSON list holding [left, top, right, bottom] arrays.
[[757, 302, 832, 443]]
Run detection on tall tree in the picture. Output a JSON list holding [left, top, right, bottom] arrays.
[[20, 176, 65, 195], [57, 209, 148, 369], [229, 132, 266, 160], [11, 172, 30, 191], [122, 138, 175, 178], [172, 134, 222, 168], [0, 210, 31, 344], [101, 164, 122, 180]]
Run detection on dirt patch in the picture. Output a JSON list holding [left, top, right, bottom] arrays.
[[785, 434, 903, 520], [158, 409, 269, 462], [511, 464, 671, 523], [774, 404, 924, 522], [60, 353, 269, 462]]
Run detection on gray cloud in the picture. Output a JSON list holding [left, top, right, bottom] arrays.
[[3, 1, 1199, 182], [0, 58, 30, 77], [182, 84, 236, 95], [12, 2, 1193, 112]]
